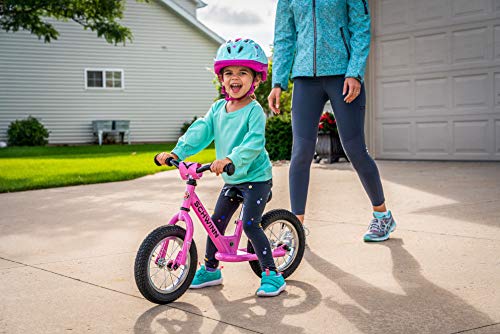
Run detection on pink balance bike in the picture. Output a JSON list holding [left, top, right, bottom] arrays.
[[134, 158, 306, 304]]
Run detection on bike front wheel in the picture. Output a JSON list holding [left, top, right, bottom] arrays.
[[134, 225, 197, 304], [247, 209, 305, 279]]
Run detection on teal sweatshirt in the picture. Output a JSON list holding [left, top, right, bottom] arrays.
[[172, 99, 273, 185]]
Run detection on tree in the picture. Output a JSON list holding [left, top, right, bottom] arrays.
[[0, 0, 143, 44]]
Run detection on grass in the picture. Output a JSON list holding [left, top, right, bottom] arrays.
[[0, 144, 216, 193]]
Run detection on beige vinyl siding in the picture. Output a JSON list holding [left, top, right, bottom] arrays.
[[0, 0, 220, 144]]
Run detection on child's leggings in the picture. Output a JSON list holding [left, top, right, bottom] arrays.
[[205, 179, 276, 272], [290, 76, 385, 215]]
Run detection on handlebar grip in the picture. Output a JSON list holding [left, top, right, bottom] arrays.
[[154, 155, 178, 167], [153, 154, 162, 166], [224, 163, 235, 176]]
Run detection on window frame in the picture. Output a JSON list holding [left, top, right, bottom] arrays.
[[84, 68, 125, 90]]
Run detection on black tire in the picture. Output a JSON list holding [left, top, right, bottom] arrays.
[[134, 225, 197, 304], [247, 209, 305, 279]]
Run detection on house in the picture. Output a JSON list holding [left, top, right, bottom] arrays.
[[0, 0, 224, 144], [366, 0, 500, 161]]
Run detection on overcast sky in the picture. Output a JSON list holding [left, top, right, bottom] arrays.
[[197, 0, 278, 56]]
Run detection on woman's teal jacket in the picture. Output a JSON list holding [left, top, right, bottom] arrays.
[[272, 0, 371, 90]]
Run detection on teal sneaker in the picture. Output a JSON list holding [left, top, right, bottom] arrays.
[[189, 265, 223, 289], [363, 211, 396, 242], [256, 270, 286, 297]]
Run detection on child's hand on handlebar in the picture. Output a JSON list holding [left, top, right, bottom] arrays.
[[211, 158, 232, 176], [156, 152, 179, 166]]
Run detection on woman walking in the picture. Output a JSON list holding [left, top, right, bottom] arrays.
[[268, 0, 396, 242]]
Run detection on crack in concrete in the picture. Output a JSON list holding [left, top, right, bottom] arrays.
[[450, 322, 500, 334], [0, 256, 262, 334]]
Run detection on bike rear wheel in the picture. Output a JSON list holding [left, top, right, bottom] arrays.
[[134, 225, 197, 304], [247, 209, 305, 279]]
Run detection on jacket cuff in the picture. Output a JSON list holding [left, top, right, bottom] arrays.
[[272, 79, 288, 91], [345, 65, 365, 83], [171, 149, 185, 161], [226, 153, 241, 169]]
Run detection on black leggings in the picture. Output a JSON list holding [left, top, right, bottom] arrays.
[[205, 180, 276, 272], [290, 76, 385, 215]]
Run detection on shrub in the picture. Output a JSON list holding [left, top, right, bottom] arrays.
[[180, 116, 198, 135], [7, 116, 49, 146], [265, 114, 292, 161]]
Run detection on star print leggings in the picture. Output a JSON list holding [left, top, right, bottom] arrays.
[[205, 179, 276, 272], [290, 76, 385, 215]]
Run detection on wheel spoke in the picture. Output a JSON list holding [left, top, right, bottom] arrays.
[[145, 234, 193, 294], [150, 267, 162, 278]]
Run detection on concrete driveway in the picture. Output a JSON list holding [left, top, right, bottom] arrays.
[[1, 161, 499, 334]]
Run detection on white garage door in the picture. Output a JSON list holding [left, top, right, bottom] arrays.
[[372, 0, 500, 160]]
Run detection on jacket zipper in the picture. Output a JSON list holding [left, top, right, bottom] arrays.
[[340, 27, 351, 60], [361, 0, 368, 14], [312, 0, 317, 76]]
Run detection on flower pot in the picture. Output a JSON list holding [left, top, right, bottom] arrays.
[[314, 132, 349, 163]]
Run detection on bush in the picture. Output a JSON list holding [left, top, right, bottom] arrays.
[[265, 114, 292, 160], [180, 116, 198, 135], [7, 116, 49, 146]]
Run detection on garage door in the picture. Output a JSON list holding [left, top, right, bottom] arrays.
[[372, 0, 500, 160]]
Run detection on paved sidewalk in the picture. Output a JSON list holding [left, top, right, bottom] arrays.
[[1, 161, 499, 334]]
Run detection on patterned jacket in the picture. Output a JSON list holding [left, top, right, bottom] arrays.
[[272, 0, 371, 90]]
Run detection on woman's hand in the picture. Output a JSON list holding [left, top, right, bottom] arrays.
[[343, 77, 361, 104], [268, 87, 282, 114], [211, 158, 232, 176], [156, 152, 178, 165]]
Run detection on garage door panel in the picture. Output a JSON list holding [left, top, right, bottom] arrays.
[[452, 74, 490, 110], [495, 25, 500, 59], [495, 73, 500, 107], [380, 122, 412, 154], [496, 120, 500, 154], [378, 38, 411, 71], [379, 80, 412, 115], [416, 122, 449, 154], [415, 77, 449, 111], [451, 0, 489, 18], [415, 0, 448, 24], [379, 0, 410, 31], [453, 120, 489, 154], [451, 27, 489, 64], [415, 33, 448, 67]]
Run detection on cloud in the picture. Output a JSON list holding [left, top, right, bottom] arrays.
[[197, 0, 278, 55], [201, 4, 263, 25]]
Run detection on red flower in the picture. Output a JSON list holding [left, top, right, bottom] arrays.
[[318, 112, 337, 134]]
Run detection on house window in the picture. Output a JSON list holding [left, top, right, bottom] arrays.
[[85, 69, 124, 89]]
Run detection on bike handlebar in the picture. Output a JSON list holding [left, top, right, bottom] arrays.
[[154, 155, 235, 176]]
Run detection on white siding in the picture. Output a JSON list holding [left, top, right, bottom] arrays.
[[0, 0, 220, 144], [372, 0, 500, 160]]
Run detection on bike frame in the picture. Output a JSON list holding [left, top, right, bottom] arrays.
[[156, 162, 287, 268]]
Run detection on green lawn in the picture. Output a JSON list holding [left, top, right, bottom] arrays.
[[0, 144, 216, 193]]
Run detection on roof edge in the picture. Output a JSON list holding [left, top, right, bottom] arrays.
[[194, 0, 207, 9], [159, 0, 224, 45]]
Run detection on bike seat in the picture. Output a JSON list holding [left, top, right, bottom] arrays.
[[224, 188, 272, 203]]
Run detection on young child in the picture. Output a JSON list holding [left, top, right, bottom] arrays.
[[156, 38, 285, 297]]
